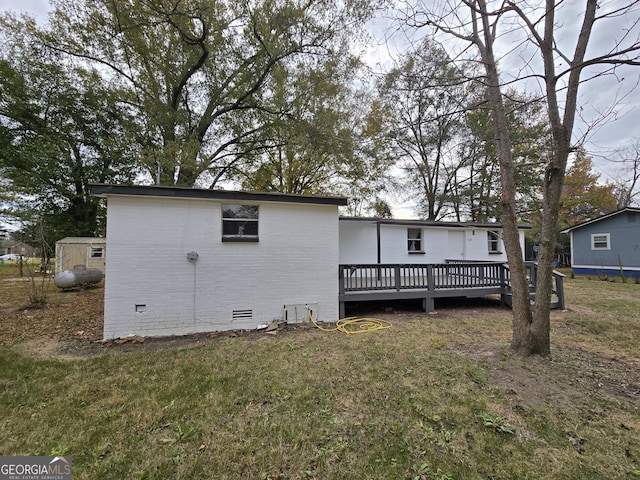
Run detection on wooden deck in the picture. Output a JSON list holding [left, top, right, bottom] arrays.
[[338, 261, 565, 317]]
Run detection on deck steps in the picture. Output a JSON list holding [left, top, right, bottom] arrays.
[[501, 292, 562, 310]]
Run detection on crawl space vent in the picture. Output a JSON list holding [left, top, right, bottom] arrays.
[[232, 309, 253, 321]]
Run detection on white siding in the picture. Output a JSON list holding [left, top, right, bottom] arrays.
[[380, 225, 452, 263], [103, 196, 340, 339], [339, 221, 524, 265], [338, 221, 378, 264], [463, 229, 507, 261]]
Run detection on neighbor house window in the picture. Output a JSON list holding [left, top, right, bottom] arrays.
[[91, 247, 103, 258], [487, 231, 501, 253], [222, 204, 259, 242], [591, 233, 610, 250], [407, 228, 423, 253]]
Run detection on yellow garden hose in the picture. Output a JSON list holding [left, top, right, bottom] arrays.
[[307, 310, 392, 335]]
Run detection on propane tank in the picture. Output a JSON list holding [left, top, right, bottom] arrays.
[[54, 265, 103, 289]]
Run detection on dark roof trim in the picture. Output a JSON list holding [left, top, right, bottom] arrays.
[[89, 184, 348, 207], [339, 216, 531, 230], [560, 207, 640, 233]]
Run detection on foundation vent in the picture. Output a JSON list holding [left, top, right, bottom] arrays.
[[232, 309, 253, 321]]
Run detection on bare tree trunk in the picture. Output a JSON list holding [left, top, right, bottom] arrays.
[[474, 0, 535, 354], [527, 0, 598, 355]]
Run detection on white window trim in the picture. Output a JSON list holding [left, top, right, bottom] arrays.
[[407, 228, 424, 253], [591, 233, 610, 250], [222, 204, 259, 242], [487, 230, 502, 254]]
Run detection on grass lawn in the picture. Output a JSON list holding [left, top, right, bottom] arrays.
[[1, 262, 639, 479]]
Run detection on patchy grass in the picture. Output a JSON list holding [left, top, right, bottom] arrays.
[[0, 272, 639, 479]]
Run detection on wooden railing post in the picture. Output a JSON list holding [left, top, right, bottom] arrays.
[[339, 266, 345, 295], [530, 262, 537, 287], [499, 263, 508, 307], [554, 271, 566, 310], [394, 265, 401, 291], [427, 264, 435, 291]]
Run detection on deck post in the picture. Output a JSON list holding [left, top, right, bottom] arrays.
[[394, 264, 401, 291], [426, 264, 435, 291], [529, 262, 537, 288], [423, 297, 434, 313], [338, 266, 345, 295], [500, 264, 509, 307], [554, 272, 566, 310], [339, 301, 345, 319]]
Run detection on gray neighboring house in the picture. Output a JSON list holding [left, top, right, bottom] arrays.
[[561, 207, 640, 278]]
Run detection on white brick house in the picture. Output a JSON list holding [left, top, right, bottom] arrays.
[[90, 184, 346, 339]]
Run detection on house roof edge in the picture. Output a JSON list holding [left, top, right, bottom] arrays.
[[339, 216, 531, 229], [89, 184, 348, 206], [559, 207, 640, 233]]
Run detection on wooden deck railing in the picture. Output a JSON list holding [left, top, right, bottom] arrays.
[[339, 262, 509, 293], [338, 261, 565, 310]]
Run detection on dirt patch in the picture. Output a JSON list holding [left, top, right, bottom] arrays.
[[55, 326, 305, 357], [453, 343, 640, 408]]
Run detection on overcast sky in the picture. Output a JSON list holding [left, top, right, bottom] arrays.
[[2, 0, 639, 215]]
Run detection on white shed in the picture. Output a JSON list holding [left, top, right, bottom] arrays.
[[339, 218, 528, 264], [55, 237, 106, 273], [90, 184, 347, 339]]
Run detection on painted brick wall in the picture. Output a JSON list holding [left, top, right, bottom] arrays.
[[103, 196, 340, 339], [338, 221, 378, 264]]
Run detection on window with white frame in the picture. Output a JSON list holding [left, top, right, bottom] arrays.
[[407, 228, 423, 252], [591, 233, 610, 250], [487, 230, 501, 253], [222, 204, 259, 242]]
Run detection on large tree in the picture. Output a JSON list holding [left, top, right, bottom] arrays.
[[457, 89, 550, 223], [22, 0, 375, 188], [403, 0, 640, 355], [549, 146, 617, 263], [239, 54, 391, 201], [560, 147, 617, 227], [0, 18, 139, 240], [378, 37, 471, 220]]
